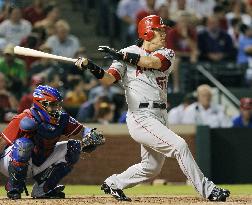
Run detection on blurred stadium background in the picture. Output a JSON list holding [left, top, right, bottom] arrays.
[[0, 0, 252, 203]]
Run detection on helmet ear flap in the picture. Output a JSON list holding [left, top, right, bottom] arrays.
[[144, 30, 154, 41]]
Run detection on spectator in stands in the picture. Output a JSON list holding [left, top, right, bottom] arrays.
[[226, 1, 252, 27], [237, 24, 252, 86], [213, 4, 228, 31], [181, 84, 232, 128], [77, 95, 111, 122], [88, 82, 123, 102], [46, 71, 65, 95], [29, 44, 58, 78], [0, 44, 27, 97], [116, 0, 145, 45], [167, 93, 196, 125], [91, 102, 114, 124], [0, 6, 32, 46], [232, 97, 252, 128], [67, 47, 88, 76], [0, 72, 18, 122], [186, 0, 216, 20], [244, 0, 252, 17], [63, 46, 98, 93], [157, 3, 176, 28], [0, 1, 11, 23], [19, 27, 47, 69], [136, 0, 157, 26], [167, 11, 198, 63], [198, 16, 236, 62], [46, 19, 80, 58], [156, 0, 186, 19], [23, 0, 46, 25], [228, 18, 242, 48], [35, 3, 60, 36], [237, 24, 252, 65], [17, 75, 44, 113], [166, 11, 198, 92], [64, 78, 87, 108]]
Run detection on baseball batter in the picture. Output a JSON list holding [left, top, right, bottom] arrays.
[[75, 15, 230, 202]]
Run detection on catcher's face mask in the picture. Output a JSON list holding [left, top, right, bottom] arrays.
[[41, 100, 63, 121]]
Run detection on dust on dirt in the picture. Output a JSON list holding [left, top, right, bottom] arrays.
[[0, 195, 251, 205]]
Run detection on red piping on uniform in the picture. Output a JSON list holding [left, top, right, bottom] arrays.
[[131, 113, 200, 194], [66, 124, 82, 138]]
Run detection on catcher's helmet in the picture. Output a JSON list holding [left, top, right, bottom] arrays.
[[33, 85, 63, 124], [138, 15, 166, 41]]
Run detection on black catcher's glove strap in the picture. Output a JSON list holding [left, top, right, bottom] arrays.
[[98, 46, 140, 65], [82, 128, 105, 153]]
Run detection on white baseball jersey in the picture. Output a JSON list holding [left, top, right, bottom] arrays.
[[107, 45, 175, 110], [105, 45, 216, 199]]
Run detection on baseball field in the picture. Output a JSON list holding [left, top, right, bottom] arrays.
[[0, 184, 251, 205]]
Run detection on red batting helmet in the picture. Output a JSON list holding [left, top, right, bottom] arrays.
[[138, 15, 166, 41]]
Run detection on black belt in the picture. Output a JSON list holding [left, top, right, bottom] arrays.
[[139, 102, 166, 109]]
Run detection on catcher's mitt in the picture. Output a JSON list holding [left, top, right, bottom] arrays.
[[82, 128, 105, 153]]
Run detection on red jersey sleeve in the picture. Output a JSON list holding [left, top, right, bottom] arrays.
[[152, 48, 175, 72], [2, 112, 29, 145], [107, 67, 122, 81], [64, 116, 84, 138]]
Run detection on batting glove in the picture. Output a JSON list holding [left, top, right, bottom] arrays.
[[75, 57, 89, 69], [98, 46, 140, 65], [98, 46, 124, 61]]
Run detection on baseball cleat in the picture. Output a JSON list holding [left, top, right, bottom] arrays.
[[208, 186, 230, 202], [7, 190, 21, 200], [32, 183, 65, 199], [101, 182, 131, 201]]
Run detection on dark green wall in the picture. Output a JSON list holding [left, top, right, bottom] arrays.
[[196, 127, 252, 184]]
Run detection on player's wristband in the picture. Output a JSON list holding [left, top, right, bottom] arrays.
[[123, 52, 141, 65], [86, 60, 105, 79]]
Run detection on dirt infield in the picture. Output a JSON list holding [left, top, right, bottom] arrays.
[[0, 195, 251, 205]]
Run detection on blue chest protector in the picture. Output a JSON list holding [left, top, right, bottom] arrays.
[[30, 108, 69, 166]]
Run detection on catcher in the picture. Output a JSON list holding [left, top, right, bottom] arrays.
[[0, 85, 105, 200]]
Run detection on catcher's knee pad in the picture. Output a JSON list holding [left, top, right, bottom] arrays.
[[65, 139, 81, 165], [11, 137, 34, 163]]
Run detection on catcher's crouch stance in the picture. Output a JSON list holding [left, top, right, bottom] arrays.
[[0, 85, 104, 199]]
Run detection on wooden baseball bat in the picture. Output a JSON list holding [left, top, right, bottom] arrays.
[[0, 132, 12, 145], [14, 46, 79, 63]]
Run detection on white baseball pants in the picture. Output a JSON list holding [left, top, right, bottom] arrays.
[[105, 109, 215, 198]]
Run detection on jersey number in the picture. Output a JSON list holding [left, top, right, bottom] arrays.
[[156, 76, 167, 90]]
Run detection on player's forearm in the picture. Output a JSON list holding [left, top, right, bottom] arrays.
[[137, 56, 161, 69], [84, 60, 116, 85], [99, 72, 116, 85], [75, 58, 116, 85]]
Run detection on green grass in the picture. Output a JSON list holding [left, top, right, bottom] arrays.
[[0, 184, 251, 196]]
